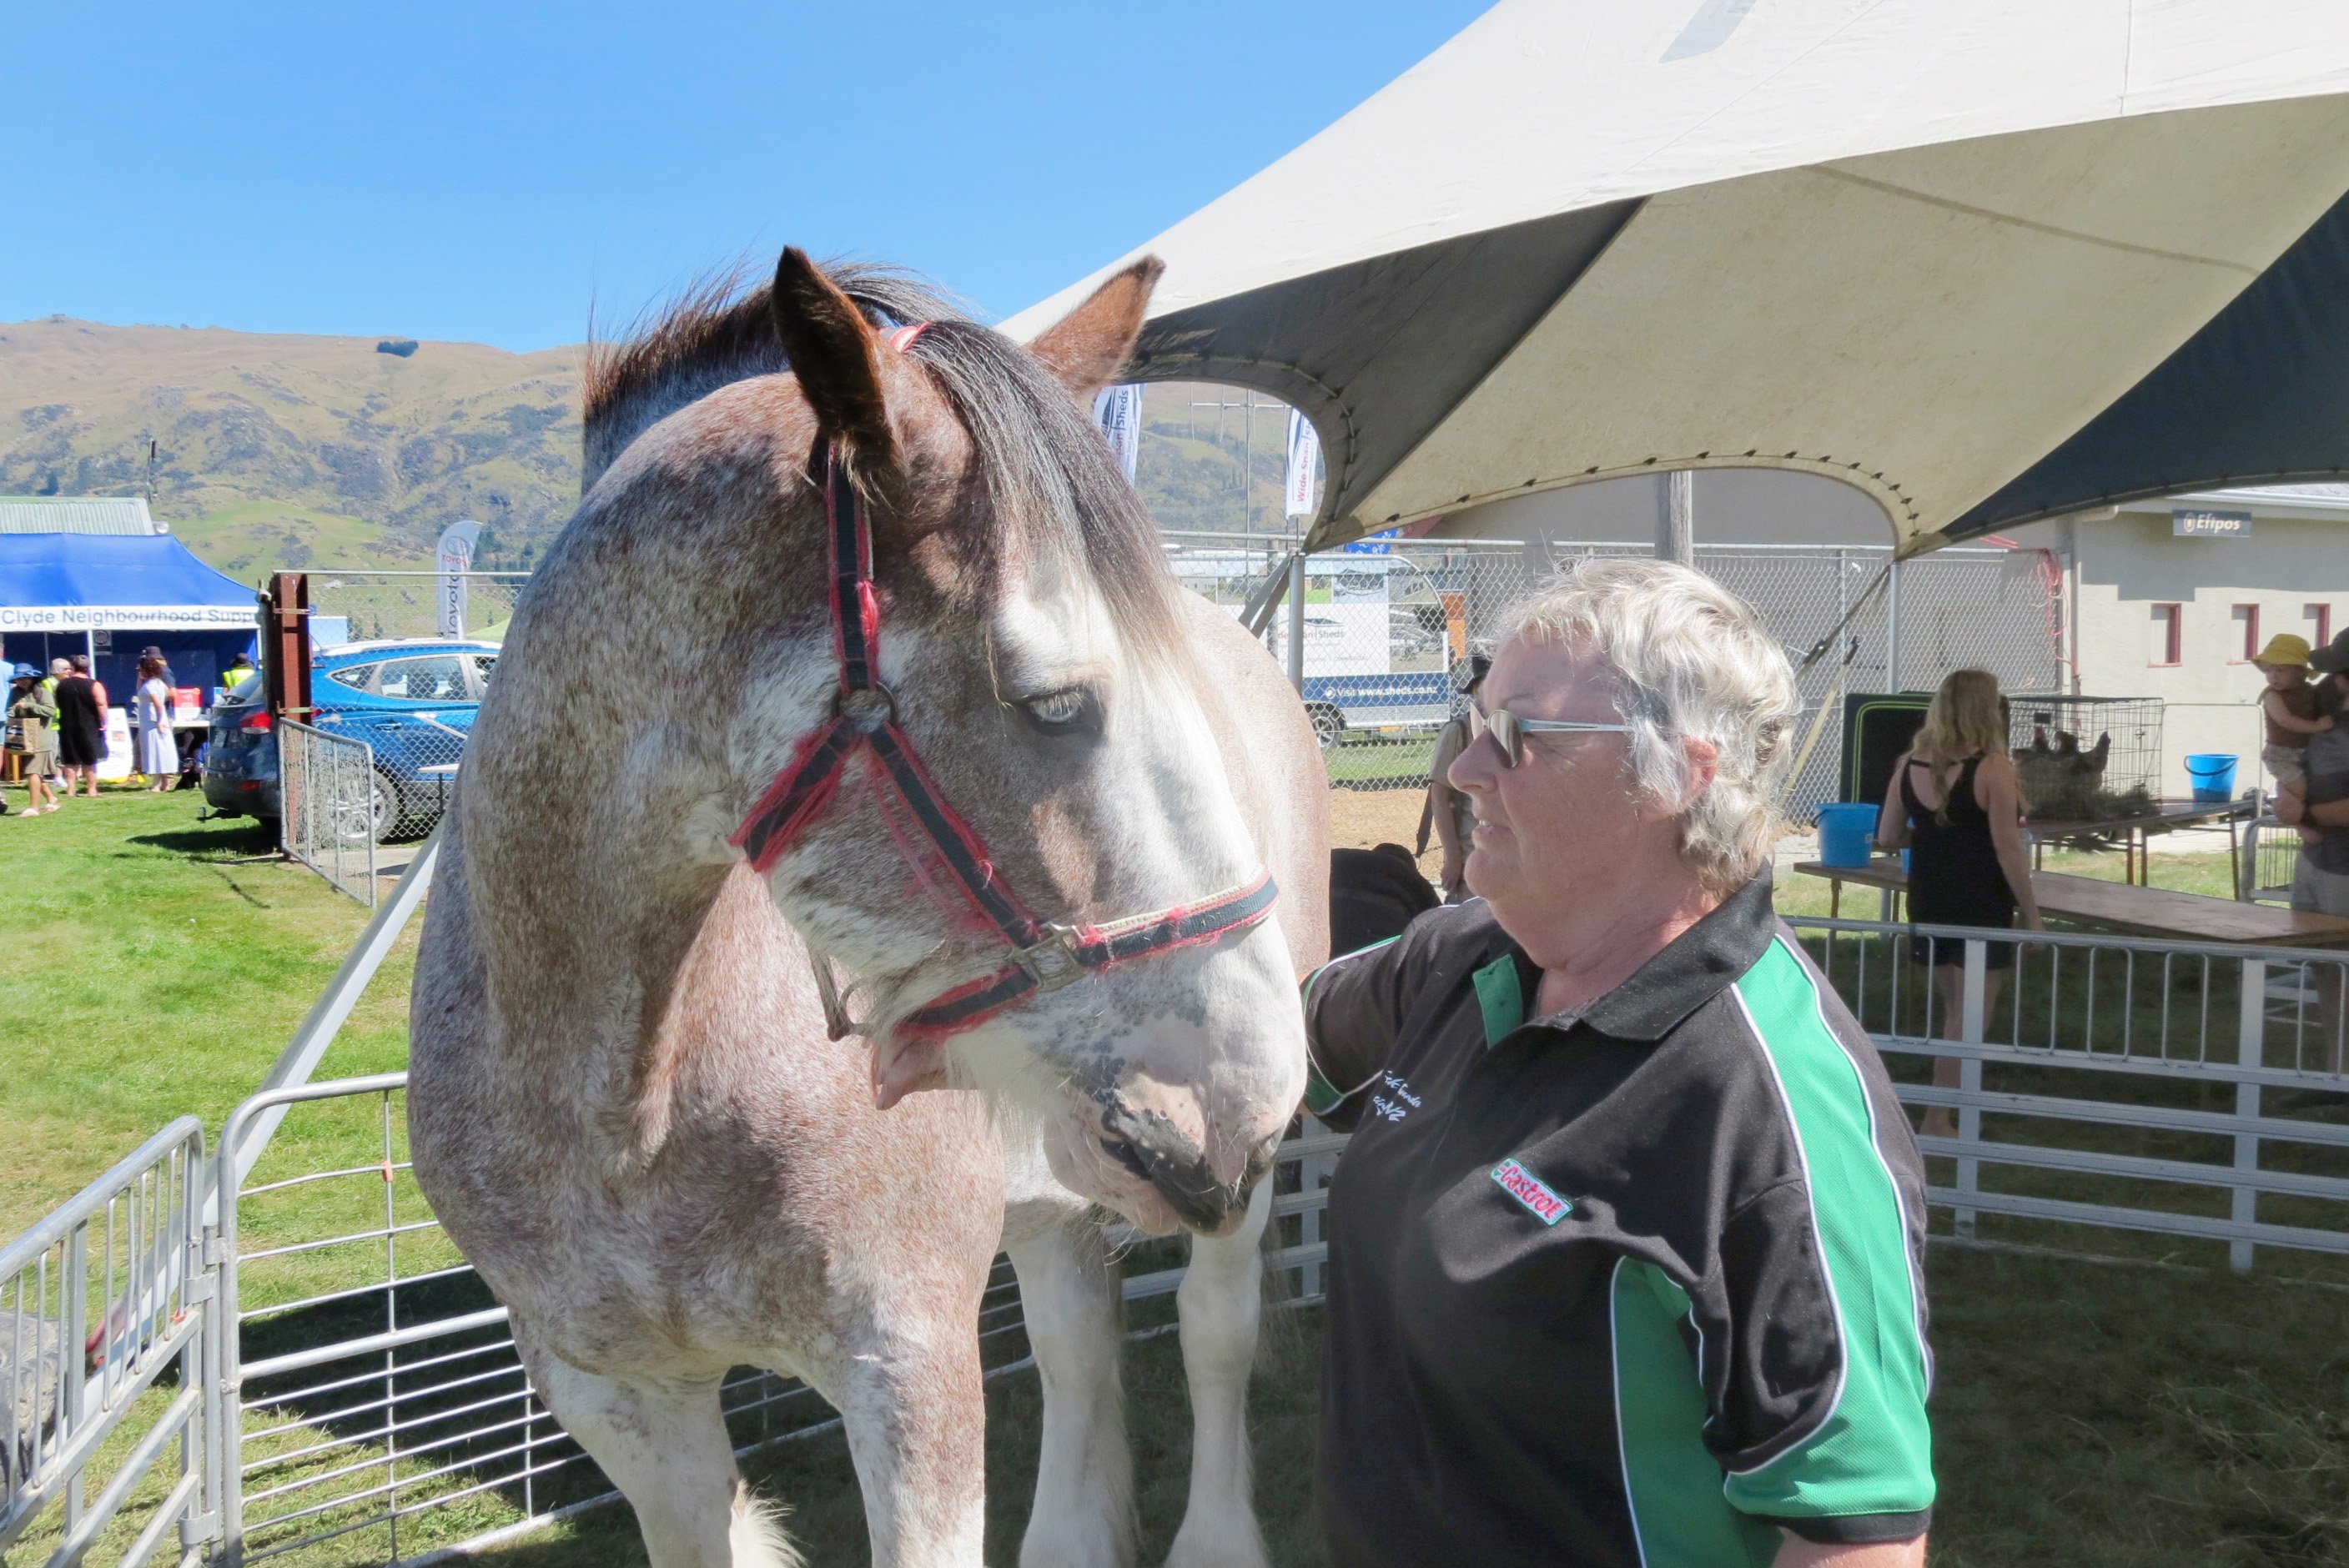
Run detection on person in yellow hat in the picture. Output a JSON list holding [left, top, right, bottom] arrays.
[[2254, 632, 2332, 840]]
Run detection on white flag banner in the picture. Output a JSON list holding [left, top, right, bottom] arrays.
[[435, 519, 482, 638], [1093, 384, 1144, 483], [1285, 410, 1321, 518]]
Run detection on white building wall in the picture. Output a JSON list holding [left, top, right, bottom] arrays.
[[2009, 503, 2347, 797]]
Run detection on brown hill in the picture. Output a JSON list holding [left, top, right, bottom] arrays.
[[0, 316, 582, 577], [0, 316, 1291, 583]]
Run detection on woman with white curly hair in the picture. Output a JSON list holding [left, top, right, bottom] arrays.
[[1304, 558, 1934, 1568]]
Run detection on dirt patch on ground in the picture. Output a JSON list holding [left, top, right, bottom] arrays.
[[1328, 786, 1445, 882]]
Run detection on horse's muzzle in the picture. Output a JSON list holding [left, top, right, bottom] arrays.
[[1097, 1101, 1280, 1235]]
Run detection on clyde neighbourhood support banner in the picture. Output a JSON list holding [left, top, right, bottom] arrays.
[[436, 519, 481, 638], [1285, 409, 1321, 519], [1094, 384, 1144, 483]]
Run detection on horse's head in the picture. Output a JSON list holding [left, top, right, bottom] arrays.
[[587, 251, 1304, 1235]]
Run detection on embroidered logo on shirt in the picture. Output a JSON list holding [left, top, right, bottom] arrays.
[[1491, 1158, 1572, 1225], [1367, 1073, 1422, 1123]]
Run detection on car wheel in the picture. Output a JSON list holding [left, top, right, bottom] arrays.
[[1308, 705, 1345, 750], [326, 770, 403, 845]]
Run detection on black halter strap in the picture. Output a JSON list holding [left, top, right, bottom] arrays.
[[730, 433, 1279, 1043]]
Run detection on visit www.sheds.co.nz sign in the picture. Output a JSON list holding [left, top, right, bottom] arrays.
[[2172, 508, 2253, 539]]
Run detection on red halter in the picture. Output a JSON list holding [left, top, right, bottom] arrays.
[[729, 432, 1279, 1043]]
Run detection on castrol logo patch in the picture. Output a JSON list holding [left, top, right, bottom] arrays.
[[1491, 1158, 1572, 1226]]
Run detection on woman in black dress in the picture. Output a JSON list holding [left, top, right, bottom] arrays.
[[53, 656, 107, 796], [1877, 668, 2042, 1138]]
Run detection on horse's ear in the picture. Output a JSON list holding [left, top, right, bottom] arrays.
[[1024, 256, 1164, 402], [772, 247, 899, 470]]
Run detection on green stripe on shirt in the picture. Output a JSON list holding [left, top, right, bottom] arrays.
[[1612, 1259, 1780, 1568], [1725, 938, 1935, 1522]]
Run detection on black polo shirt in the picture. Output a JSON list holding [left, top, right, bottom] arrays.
[[1303, 873, 1934, 1567]]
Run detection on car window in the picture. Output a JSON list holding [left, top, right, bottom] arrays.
[[376, 656, 470, 702], [470, 654, 498, 695], [323, 661, 380, 695]]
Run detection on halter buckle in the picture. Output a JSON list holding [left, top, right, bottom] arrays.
[[1014, 925, 1088, 992], [835, 684, 898, 731]]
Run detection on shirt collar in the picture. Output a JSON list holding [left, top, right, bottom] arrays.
[[1515, 868, 1779, 1043]]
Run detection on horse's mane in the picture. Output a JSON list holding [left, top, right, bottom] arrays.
[[583, 262, 1182, 661]]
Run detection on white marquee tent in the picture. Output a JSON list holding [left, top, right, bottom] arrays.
[[1003, 0, 2349, 556]]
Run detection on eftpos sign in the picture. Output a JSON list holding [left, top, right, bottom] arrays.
[[2172, 508, 2252, 539], [436, 519, 481, 636]]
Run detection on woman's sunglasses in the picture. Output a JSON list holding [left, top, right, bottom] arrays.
[[1474, 705, 1632, 768]]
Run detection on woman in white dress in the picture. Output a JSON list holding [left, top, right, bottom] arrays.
[[135, 656, 178, 791]]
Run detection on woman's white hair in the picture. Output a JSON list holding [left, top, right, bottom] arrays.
[[1500, 557, 1798, 894]]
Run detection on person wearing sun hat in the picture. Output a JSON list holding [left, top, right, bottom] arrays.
[[2251, 631, 2333, 797], [8, 662, 61, 815]]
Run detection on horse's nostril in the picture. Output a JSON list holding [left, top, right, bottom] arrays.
[[1099, 1136, 1153, 1184]]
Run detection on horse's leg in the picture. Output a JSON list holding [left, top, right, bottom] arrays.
[[1007, 1219, 1137, 1568], [1162, 1181, 1273, 1568], [821, 1305, 989, 1568], [513, 1323, 796, 1568]]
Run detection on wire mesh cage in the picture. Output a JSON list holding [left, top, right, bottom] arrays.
[[2006, 695, 2164, 822]]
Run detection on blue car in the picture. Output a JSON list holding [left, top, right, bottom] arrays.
[[204, 639, 500, 842]]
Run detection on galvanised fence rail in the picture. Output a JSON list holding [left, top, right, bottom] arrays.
[[11, 912, 2347, 1565], [1, 1119, 217, 1568], [277, 723, 379, 907]]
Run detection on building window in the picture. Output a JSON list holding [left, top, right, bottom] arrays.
[[2232, 604, 2260, 662], [2150, 604, 2182, 666], [2310, 603, 2333, 648]]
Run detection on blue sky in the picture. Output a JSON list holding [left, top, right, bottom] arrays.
[[1, 3, 1490, 351]]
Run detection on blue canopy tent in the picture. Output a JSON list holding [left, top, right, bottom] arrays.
[[0, 534, 259, 710]]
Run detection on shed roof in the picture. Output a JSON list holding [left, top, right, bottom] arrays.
[[0, 497, 161, 535]]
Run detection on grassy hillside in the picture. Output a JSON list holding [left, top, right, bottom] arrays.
[[0, 316, 581, 576], [0, 314, 1297, 582]]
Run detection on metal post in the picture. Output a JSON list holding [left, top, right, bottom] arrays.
[[1286, 550, 1305, 694], [1658, 471, 1694, 565], [2232, 957, 2267, 1273], [1886, 556, 1904, 690], [1956, 939, 1985, 1239]]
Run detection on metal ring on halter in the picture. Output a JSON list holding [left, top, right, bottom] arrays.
[[834, 684, 898, 731]]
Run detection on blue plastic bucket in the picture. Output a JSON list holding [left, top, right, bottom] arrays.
[[2185, 753, 2237, 802], [1816, 802, 1880, 868]]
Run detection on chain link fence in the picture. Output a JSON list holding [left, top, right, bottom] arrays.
[[279, 722, 380, 907], [288, 543, 2060, 840], [305, 573, 528, 650], [1164, 534, 2064, 820]]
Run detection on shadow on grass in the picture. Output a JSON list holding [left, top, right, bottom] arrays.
[[129, 818, 279, 857]]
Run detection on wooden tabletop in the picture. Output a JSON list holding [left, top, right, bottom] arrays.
[[1793, 857, 2349, 947], [2025, 797, 2252, 835]]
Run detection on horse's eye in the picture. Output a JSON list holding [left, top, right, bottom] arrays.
[[1015, 686, 1096, 735]]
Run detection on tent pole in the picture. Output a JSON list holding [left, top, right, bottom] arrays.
[[1285, 551, 1306, 693], [1659, 470, 1694, 565], [1887, 557, 1904, 691]]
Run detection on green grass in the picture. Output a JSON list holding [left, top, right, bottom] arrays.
[[8, 792, 2349, 1565], [469, 1245, 2349, 1568], [0, 787, 413, 1234], [1322, 733, 1436, 790]]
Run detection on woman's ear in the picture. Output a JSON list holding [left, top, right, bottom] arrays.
[[1677, 736, 1721, 812]]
